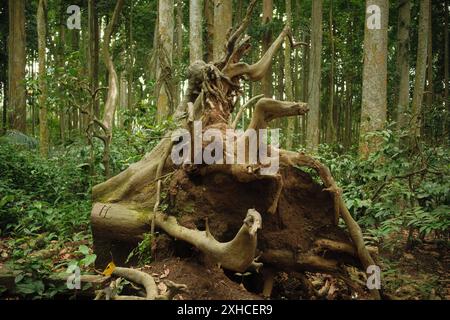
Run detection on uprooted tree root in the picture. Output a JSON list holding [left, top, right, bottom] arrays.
[[94, 267, 187, 300], [90, 0, 380, 300]]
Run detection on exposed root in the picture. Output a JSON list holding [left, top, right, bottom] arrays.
[[280, 150, 380, 299], [94, 267, 187, 300]]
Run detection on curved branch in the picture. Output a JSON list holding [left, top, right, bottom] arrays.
[[231, 94, 264, 129]]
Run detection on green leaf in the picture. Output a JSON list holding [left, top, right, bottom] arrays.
[[81, 254, 96, 267], [78, 245, 90, 256]]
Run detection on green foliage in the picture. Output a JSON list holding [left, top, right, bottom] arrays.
[[0, 140, 94, 298], [126, 233, 153, 266], [314, 128, 450, 246]]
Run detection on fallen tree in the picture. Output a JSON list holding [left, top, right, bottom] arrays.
[[91, 0, 380, 300]]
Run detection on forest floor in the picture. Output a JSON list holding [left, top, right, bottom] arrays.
[[0, 231, 448, 300]]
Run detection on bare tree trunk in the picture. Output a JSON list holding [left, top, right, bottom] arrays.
[[306, 0, 323, 151], [127, 0, 134, 131], [445, 0, 449, 136], [101, 0, 125, 177], [174, 0, 183, 108], [37, 0, 48, 157], [204, 0, 214, 62], [57, 0, 66, 144], [8, 0, 26, 133], [359, 0, 388, 157], [88, 0, 100, 120], [71, 30, 80, 133], [189, 0, 203, 64], [285, 0, 295, 150], [396, 0, 411, 132], [155, 0, 174, 123], [411, 0, 430, 137], [425, 6, 433, 109], [261, 0, 273, 98], [213, 0, 232, 61], [325, 0, 335, 144]]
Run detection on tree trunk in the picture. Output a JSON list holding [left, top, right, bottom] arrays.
[[396, 0, 411, 132], [189, 0, 203, 64], [204, 0, 214, 62], [306, 0, 323, 151], [285, 0, 295, 150], [261, 0, 273, 98], [155, 0, 174, 123], [359, 0, 388, 157], [101, 0, 125, 178], [8, 0, 26, 133], [411, 0, 430, 137], [57, 0, 66, 145], [445, 0, 449, 136], [425, 6, 433, 109], [174, 0, 183, 108], [37, 0, 49, 157], [88, 0, 100, 120], [213, 0, 232, 61], [127, 0, 134, 132], [325, 0, 335, 144]]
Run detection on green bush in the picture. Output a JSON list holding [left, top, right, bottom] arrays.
[[313, 129, 450, 246]]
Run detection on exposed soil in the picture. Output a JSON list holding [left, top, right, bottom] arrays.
[[141, 258, 260, 300], [168, 166, 352, 257]]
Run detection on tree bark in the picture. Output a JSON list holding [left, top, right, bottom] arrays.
[[37, 0, 49, 157], [204, 0, 214, 62], [306, 0, 323, 151], [101, 0, 125, 177], [155, 0, 174, 123], [8, 0, 26, 133], [88, 0, 100, 120], [411, 0, 430, 137], [285, 0, 295, 150], [325, 0, 335, 144], [359, 0, 388, 157], [261, 0, 273, 98], [189, 0, 203, 64], [213, 0, 232, 61], [445, 0, 449, 136], [396, 0, 411, 132]]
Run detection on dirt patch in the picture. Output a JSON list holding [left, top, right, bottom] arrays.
[[168, 166, 352, 260], [142, 258, 260, 300]]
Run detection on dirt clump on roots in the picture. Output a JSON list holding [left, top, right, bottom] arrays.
[[167, 166, 356, 265]]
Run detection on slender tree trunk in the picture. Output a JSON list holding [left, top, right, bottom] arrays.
[[57, 0, 66, 144], [445, 0, 449, 136], [189, 0, 203, 63], [285, 0, 295, 150], [174, 0, 183, 107], [2, 1, 8, 135], [396, 0, 411, 132], [89, 0, 100, 120], [306, 0, 323, 151], [204, 0, 214, 62], [127, 0, 134, 131], [155, 0, 174, 123], [213, 0, 232, 61], [411, 0, 430, 137], [261, 0, 273, 98], [8, 0, 26, 133], [37, 0, 49, 157], [325, 0, 335, 144], [101, 0, 125, 177], [425, 6, 433, 109], [359, 0, 388, 156], [71, 29, 80, 133]]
